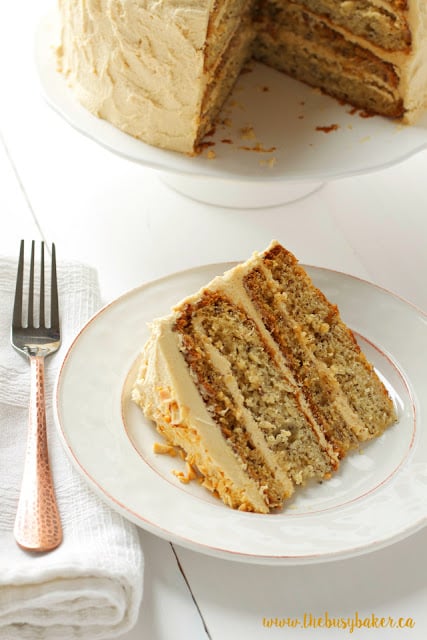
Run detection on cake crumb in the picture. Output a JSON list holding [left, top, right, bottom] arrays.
[[207, 149, 216, 159], [240, 126, 257, 140], [172, 462, 198, 484], [204, 125, 216, 137], [238, 143, 277, 152], [315, 124, 339, 133], [229, 99, 245, 112], [359, 110, 375, 119], [153, 441, 178, 456], [197, 140, 216, 152], [259, 157, 277, 168]]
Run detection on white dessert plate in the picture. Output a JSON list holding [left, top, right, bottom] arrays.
[[55, 263, 427, 565], [36, 14, 427, 184]]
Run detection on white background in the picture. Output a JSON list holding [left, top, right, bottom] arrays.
[[1, 2, 426, 638]]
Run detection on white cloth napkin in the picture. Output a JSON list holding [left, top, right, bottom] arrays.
[[0, 255, 144, 639]]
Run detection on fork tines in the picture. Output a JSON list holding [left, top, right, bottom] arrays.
[[13, 240, 59, 332]]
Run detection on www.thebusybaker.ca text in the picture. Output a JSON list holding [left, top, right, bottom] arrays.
[[262, 612, 415, 633]]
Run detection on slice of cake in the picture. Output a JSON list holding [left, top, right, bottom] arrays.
[[132, 241, 397, 513], [56, 0, 427, 154]]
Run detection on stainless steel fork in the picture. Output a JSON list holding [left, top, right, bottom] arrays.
[[11, 240, 62, 552]]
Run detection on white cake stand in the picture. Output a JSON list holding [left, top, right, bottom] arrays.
[[35, 15, 427, 208]]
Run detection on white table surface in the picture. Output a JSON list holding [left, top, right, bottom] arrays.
[[1, 2, 427, 638]]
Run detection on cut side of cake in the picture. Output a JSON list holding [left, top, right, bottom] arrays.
[[253, 0, 408, 119], [56, 0, 427, 154], [132, 241, 397, 513]]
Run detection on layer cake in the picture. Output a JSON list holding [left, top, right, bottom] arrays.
[[132, 241, 397, 513], [56, 0, 427, 153]]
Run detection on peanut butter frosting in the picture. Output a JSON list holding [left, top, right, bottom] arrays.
[[57, 0, 214, 153]]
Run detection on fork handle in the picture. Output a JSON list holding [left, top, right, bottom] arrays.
[[14, 355, 63, 552]]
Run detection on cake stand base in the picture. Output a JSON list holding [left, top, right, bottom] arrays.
[[159, 173, 324, 208]]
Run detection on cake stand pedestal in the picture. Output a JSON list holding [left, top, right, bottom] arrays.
[[159, 173, 324, 208]]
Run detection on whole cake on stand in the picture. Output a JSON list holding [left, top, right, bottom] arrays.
[[46, 1, 427, 206], [57, 0, 427, 154]]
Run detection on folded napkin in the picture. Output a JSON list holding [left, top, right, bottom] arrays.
[[0, 255, 143, 639]]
